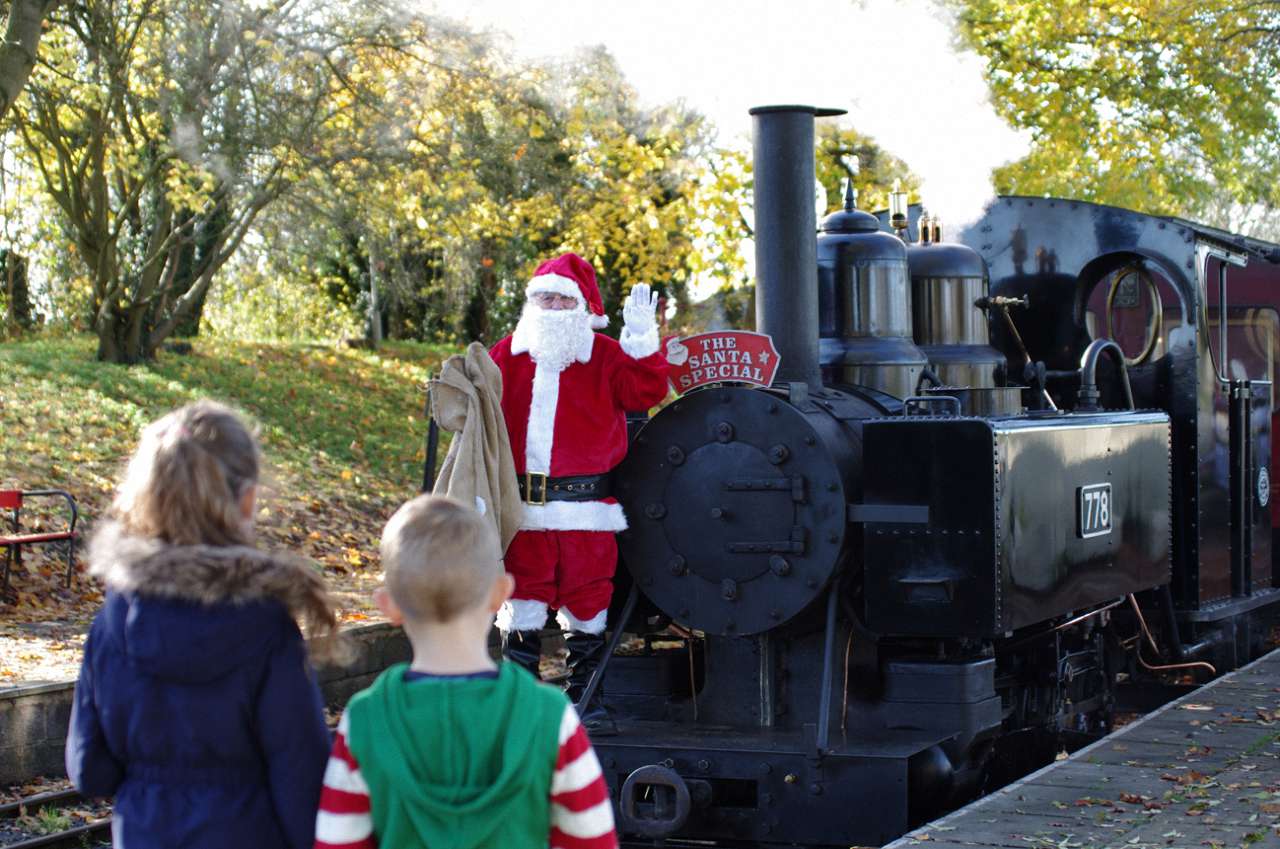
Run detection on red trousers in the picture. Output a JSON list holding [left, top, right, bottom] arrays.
[[504, 529, 616, 624]]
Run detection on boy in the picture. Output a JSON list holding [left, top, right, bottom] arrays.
[[314, 495, 618, 849]]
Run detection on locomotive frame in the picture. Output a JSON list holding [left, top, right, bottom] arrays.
[[580, 105, 1280, 848]]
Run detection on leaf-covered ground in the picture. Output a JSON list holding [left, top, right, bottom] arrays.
[[0, 334, 455, 688]]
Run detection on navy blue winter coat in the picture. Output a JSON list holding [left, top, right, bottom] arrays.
[[66, 524, 335, 849]]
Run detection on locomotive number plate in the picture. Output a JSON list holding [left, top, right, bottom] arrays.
[[1078, 483, 1112, 539]]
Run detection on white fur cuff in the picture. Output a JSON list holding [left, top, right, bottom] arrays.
[[558, 607, 607, 635], [497, 598, 549, 633], [619, 325, 659, 359]]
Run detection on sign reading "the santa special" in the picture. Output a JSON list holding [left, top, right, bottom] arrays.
[[667, 330, 782, 393]]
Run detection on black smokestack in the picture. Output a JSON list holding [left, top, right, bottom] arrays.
[[750, 104, 845, 389]]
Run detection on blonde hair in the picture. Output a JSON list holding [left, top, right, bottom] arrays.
[[111, 400, 261, 546], [380, 495, 502, 624]]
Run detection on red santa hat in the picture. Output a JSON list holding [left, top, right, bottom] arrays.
[[525, 252, 609, 329]]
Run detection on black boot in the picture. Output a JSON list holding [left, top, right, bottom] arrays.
[[565, 631, 617, 736], [503, 629, 543, 680]]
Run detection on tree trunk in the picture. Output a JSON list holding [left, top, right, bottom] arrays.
[[464, 241, 497, 342], [1, 250, 33, 330], [168, 201, 230, 338], [95, 305, 149, 364], [463, 286, 488, 342], [367, 229, 382, 346], [0, 0, 58, 124]]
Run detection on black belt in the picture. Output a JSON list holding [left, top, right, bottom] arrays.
[[518, 473, 611, 505]]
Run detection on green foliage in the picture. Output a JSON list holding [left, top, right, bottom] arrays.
[[957, 0, 1280, 220], [31, 806, 72, 834], [203, 257, 363, 343]]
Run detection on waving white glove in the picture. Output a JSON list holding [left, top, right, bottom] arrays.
[[623, 283, 659, 335], [619, 283, 661, 358]]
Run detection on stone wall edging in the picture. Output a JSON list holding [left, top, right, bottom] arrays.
[[0, 621, 409, 787]]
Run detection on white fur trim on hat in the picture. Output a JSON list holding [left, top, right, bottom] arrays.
[[557, 607, 607, 635], [526, 273, 584, 304], [519, 500, 628, 532], [528, 272, 607, 327], [497, 598, 549, 633]]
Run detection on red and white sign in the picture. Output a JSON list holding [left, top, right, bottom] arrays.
[[667, 331, 781, 394]]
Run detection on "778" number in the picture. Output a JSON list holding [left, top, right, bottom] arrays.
[[1078, 483, 1112, 538]]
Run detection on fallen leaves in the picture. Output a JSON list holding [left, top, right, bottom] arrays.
[[0, 337, 447, 686], [1162, 770, 1210, 786]]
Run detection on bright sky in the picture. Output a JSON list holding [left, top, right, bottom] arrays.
[[424, 0, 1030, 229]]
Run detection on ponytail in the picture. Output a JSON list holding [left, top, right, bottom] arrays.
[[111, 400, 261, 546]]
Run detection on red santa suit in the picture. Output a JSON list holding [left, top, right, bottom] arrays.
[[491, 254, 668, 635]]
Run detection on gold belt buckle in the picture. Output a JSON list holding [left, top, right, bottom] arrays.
[[525, 472, 548, 506]]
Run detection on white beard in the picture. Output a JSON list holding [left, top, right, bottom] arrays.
[[511, 302, 595, 372]]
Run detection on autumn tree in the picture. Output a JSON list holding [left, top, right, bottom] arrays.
[[11, 0, 404, 362], [249, 38, 733, 346], [956, 0, 1280, 230], [246, 18, 542, 344]]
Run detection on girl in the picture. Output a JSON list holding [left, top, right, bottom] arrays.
[[66, 400, 341, 849]]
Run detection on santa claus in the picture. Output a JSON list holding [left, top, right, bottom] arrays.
[[490, 252, 669, 732]]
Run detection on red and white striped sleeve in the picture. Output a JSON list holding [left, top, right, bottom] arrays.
[[314, 711, 376, 849], [549, 705, 618, 849]]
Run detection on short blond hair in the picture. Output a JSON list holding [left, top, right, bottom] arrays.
[[112, 400, 260, 546], [380, 495, 502, 623]]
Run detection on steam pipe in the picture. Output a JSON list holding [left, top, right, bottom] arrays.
[[816, 584, 840, 755], [750, 104, 845, 389], [916, 367, 942, 393], [1076, 339, 1135, 411], [1157, 586, 1216, 662]]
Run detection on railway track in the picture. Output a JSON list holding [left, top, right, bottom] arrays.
[[0, 789, 110, 849]]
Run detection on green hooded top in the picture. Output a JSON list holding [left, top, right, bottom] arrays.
[[345, 661, 568, 849]]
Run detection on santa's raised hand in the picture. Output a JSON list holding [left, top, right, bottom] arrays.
[[620, 283, 660, 358]]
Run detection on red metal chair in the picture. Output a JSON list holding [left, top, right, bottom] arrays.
[[1, 489, 80, 597]]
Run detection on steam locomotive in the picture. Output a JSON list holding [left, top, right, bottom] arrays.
[[582, 105, 1280, 848]]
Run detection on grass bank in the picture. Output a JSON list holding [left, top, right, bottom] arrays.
[[0, 334, 454, 684]]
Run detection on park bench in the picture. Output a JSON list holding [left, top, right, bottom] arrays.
[[1, 489, 79, 598]]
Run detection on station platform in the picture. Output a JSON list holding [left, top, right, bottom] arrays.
[[886, 649, 1280, 849]]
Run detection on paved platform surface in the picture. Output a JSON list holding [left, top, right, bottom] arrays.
[[887, 650, 1280, 849]]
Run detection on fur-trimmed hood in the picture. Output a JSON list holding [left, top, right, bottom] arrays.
[[89, 521, 342, 675]]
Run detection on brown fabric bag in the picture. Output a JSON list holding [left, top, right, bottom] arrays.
[[430, 342, 523, 551]]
